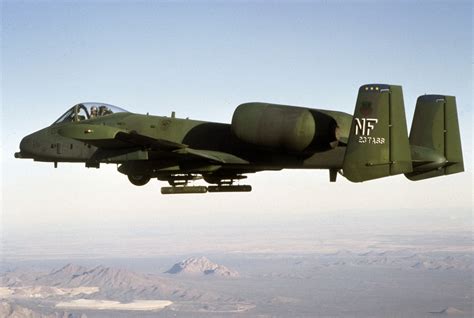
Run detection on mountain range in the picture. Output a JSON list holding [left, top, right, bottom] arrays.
[[1, 262, 239, 303]]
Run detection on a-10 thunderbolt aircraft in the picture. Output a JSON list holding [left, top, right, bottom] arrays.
[[15, 84, 463, 194]]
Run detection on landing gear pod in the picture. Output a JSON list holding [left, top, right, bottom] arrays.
[[128, 174, 150, 186]]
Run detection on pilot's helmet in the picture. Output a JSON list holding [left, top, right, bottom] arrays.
[[91, 106, 98, 112]]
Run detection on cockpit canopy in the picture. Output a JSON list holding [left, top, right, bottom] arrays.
[[53, 102, 129, 125]]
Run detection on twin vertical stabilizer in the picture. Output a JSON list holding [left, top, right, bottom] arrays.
[[342, 84, 463, 182], [405, 95, 464, 180]]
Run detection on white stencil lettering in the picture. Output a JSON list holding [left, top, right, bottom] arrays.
[[354, 118, 378, 136]]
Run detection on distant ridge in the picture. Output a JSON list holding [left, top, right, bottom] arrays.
[[35, 264, 149, 289], [165, 257, 239, 277], [429, 307, 465, 315], [0, 301, 86, 318], [320, 250, 473, 270], [2, 264, 240, 303]]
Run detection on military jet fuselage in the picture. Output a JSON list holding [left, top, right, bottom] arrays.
[[15, 84, 464, 194]]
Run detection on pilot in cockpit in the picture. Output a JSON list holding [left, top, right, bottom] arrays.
[[99, 106, 106, 116], [90, 106, 98, 118], [99, 105, 112, 116]]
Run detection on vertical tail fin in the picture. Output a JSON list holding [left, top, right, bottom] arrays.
[[405, 95, 464, 181], [342, 84, 413, 182]]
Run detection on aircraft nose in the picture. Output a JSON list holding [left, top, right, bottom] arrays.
[[15, 134, 35, 158], [20, 135, 31, 151]]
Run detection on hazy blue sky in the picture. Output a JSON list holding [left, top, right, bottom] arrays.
[[1, 1, 472, 257]]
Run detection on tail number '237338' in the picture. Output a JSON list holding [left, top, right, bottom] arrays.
[[354, 118, 385, 144]]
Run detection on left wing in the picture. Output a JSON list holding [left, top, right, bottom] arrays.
[[58, 124, 185, 150], [59, 124, 248, 164]]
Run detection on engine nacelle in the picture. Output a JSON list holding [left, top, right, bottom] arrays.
[[231, 102, 337, 152]]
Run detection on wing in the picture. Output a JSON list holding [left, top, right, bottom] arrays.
[[58, 124, 248, 165], [58, 124, 185, 150], [174, 148, 249, 164]]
